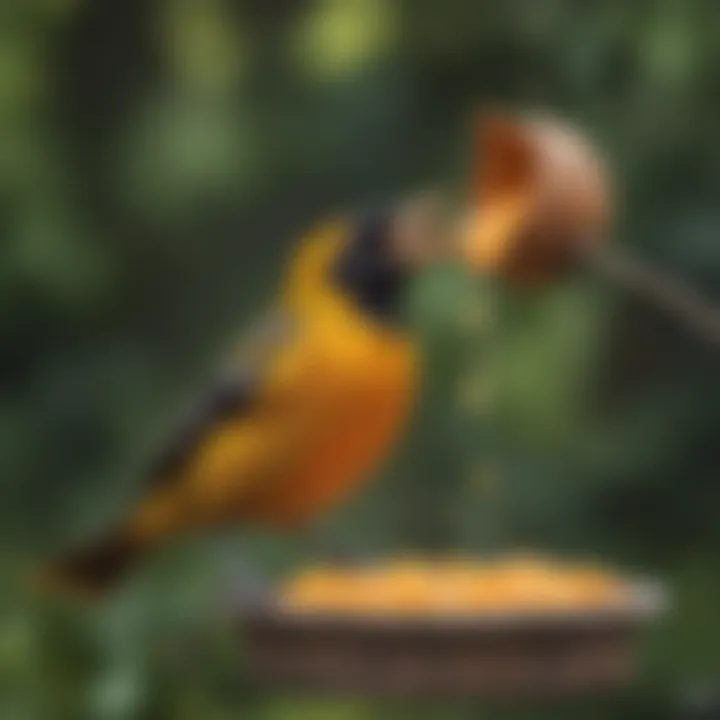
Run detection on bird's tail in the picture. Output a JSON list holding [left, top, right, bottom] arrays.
[[36, 529, 143, 600]]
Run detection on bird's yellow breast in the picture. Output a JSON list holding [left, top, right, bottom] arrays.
[[240, 292, 419, 526]]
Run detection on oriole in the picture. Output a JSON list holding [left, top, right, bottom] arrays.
[[41, 193, 453, 596]]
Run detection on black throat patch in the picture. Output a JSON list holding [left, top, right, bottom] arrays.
[[333, 211, 408, 324]]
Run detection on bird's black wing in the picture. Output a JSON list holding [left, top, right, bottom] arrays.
[[149, 310, 295, 485]]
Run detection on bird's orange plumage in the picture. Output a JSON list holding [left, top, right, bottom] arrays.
[[41, 217, 419, 595], [130, 221, 418, 535]]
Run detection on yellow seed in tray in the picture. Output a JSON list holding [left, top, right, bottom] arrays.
[[280, 555, 634, 616]]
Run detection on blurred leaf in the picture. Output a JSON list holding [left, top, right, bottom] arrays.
[[293, 0, 396, 81], [161, 0, 247, 94]]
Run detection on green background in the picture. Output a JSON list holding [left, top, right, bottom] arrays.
[[2, 0, 720, 717]]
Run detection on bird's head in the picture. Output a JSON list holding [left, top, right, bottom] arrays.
[[334, 191, 454, 323]]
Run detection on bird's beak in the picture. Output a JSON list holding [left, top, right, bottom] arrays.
[[391, 190, 456, 269], [459, 114, 537, 275]]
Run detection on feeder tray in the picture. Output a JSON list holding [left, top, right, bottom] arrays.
[[239, 581, 666, 700]]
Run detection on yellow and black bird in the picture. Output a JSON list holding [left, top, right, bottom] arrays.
[[41, 193, 455, 596]]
